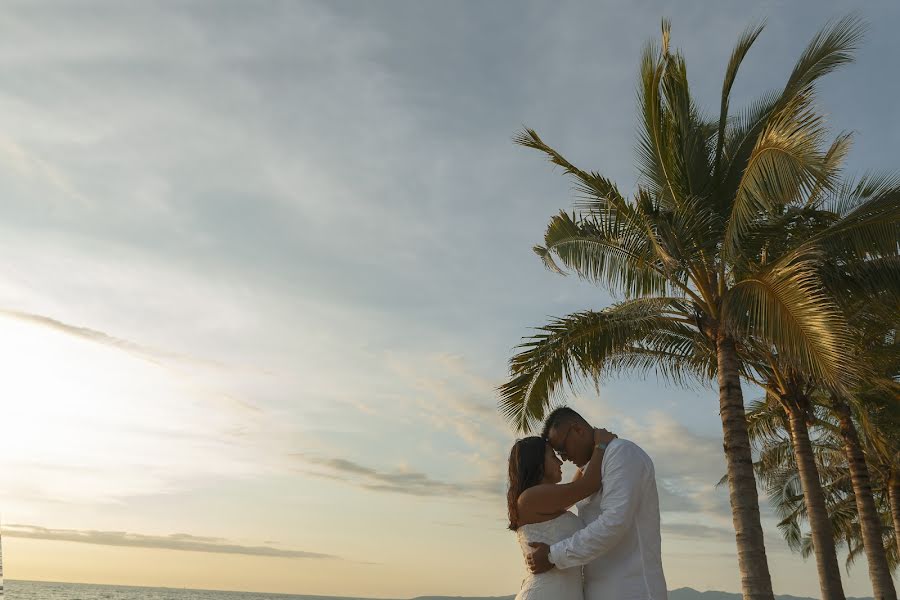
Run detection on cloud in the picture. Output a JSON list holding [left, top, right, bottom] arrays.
[[661, 522, 735, 543], [0, 308, 228, 370], [294, 454, 500, 499], [628, 412, 726, 481], [3, 524, 338, 559], [0, 133, 83, 202], [614, 412, 733, 520], [381, 352, 513, 470], [657, 482, 703, 513], [0, 311, 285, 509]]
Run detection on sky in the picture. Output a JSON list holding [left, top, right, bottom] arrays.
[[0, 0, 898, 598]]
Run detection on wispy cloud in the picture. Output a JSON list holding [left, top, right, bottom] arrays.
[[381, 352, 512, 475], [0, 310, 282, 508], [616, 412, 732, 521], [0, 308, 227, 370], [3, 524, 338, 559], [657, 482, 703, 514], [661, 522, 735, 543], [294, 454, 500, 499]]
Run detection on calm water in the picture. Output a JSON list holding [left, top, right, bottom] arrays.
[[3, 580, 386, 600]]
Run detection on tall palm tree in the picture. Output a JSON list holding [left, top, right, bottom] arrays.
[[733, 162, 900, 599], [830, 383, 899, 600], [749, 378, 846, 599], [822, 216, 900, 600], [747, 392, 899, 593], [880, 406, 900, 558], [746, 399, 897, 563], [851, 384, 900, 575], [499, 17, 867, 600]]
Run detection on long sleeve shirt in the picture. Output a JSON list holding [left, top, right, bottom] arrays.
[[548, 438, 667, 600]]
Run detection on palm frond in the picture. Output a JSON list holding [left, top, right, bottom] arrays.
[[782, 14, 866, 98], [723, 91, 830, 256], [498, 298, 697, 432], [636, 35, 684, 208], [746, 397, 791, 444], [805, 177, 900, 261], [660, 47, 716, 201], [804, 132, 853, 209], [715, 20, 767, 177], [724, 255, 854, 390], [655, 193, 721, 274], [535, 210, 676, 297], [514, 128, 630, 213], [717, 14, 863, 223]]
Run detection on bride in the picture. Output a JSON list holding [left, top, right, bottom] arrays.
[[507, 428, 614, 600]]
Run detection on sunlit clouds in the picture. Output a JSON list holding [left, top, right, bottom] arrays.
[[0, 312, 272, 507]]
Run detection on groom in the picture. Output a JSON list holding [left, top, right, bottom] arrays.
[[526, 407, 668, 600]]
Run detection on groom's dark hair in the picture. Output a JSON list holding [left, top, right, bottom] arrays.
[[541, 406, 590, 438]]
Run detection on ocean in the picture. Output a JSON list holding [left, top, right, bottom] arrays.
[[1, 580, 400, 600], [0, 580, 877, 600]]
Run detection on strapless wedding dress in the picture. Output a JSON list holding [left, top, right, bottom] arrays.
[[515, 511, 584, 600]]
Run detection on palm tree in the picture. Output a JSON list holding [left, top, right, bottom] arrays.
[[748, 379, 846, 598], [733, 163, 900, 600], [822, 218, 900, 600], [879, 403, 900, 558], [831, 388, 899, 600], [499, 17, 868, 600], [747, 392, 899, 594], [849, 381, 900, 578]]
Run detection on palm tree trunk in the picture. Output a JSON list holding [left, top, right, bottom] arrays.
[[786, 406, 845, 600], [889, 471, 900, 561], [834, 397, 897, 600], [716, 335, 774, 600]]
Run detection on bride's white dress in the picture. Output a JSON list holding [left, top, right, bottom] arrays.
[[515, 511, 584, 600]]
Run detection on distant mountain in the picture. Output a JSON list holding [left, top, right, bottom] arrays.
[[412, 597, 514, 600], [412, 590, 876, 600], [668, 588, 874, 600]]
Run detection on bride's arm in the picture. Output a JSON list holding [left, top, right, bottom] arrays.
[[565, 468, 584, 509], [518, 429, 615, 516]]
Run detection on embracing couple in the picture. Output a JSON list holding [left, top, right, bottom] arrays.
[[507, 407, 667, 600]]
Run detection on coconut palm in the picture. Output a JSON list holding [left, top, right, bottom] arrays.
[[746, 399, 897, 566], [499, 17, 868, 600], [732, 162, 900, 599], [743, 373, 900, 600], [747, 379, 847, 598], [872, 404, 900, 559], [821, 215, 900, 600], [830, 363, 899, 599], [873, 397, 900, 558], [746, 390, 899, 593]]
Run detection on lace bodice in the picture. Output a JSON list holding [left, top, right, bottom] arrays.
[[516, 510, 584, 547], [514, 511, 584, 599]]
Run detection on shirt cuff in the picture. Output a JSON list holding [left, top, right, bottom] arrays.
[[548, 541, 567, 569]]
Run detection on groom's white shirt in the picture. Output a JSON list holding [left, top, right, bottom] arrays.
[[548, 438, 667, 600]]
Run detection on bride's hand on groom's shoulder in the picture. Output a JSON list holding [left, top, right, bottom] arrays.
[[593, 427, 617, 446]]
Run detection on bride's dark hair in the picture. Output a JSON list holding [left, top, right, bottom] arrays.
[[507, 436, 547, 531]]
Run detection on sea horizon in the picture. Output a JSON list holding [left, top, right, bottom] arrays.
[[0, 579, 881, 600]]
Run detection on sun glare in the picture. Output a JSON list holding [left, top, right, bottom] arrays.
[[0, 314, 256, 507]]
